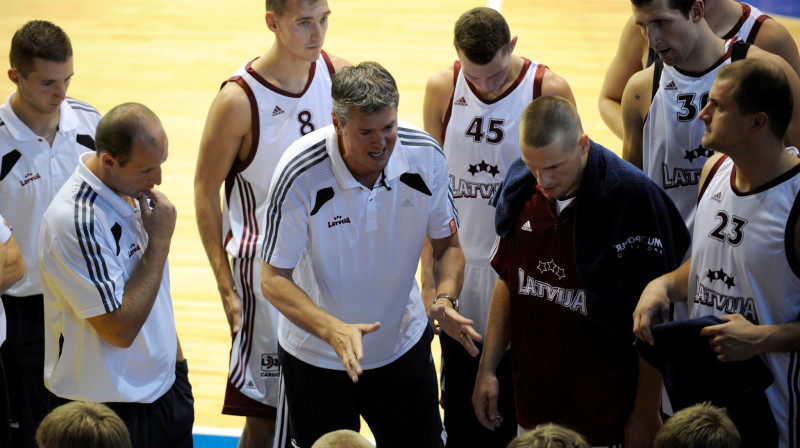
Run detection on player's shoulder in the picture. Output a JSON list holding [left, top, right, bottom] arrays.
[[425, 64, 457, 95], [323, 52, 351, 73], [65, 98, 101, 123]]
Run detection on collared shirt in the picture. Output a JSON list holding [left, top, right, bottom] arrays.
[[39, 152, 176, 403], [0, 93, 100, 296], [262, 121, 457, 370]]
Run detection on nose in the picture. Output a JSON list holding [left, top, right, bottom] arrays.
[[698, 102, 712, 124], [54, 82, 67, 101], [151, 167, 162, 186]]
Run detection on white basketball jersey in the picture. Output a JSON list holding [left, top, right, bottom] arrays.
[[643, 39, 736, 233], [690, 156, 800, 448], [734, 3, 769, 44], [443, 58, 544, 263], [222, 52, 335, 259]]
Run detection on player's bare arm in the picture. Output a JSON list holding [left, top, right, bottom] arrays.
[[625, 358, 663, 447], [87, 190, 177, 348], [599, 15, 650, 139], [541, 67, 577, 107], [633, 259, 692, 345], [621, 66, 654, 169], [194, 82, 252, 336], [748, 46, 800, 149], [752, 18, 800, 77], [0, 235, 24, 293], [473, 278, 512, 430], [260, 261, 380, 383]]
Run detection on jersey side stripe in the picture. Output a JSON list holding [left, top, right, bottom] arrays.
[[261, 141, 328, 262], [74, 182, 118, 313]]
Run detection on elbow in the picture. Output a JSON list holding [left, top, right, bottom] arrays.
[[103, 332, 137, 349]]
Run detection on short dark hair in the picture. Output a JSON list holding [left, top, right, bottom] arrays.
[[654, 402, 740, 448], [266, 0, 320, 16], [717, 58, 793, 139], [631, 0, 697, 18], [36, 401, 132, 448], [95, 103, 162, 166], [520, 96, 583, 148], [9, 20, 72, 77], [453, 7, 511, 65], [331, 61, 399, 126]]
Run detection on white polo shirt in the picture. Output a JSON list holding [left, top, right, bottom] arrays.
[[0, 93, 100, 297], [39, 152, 176, 403], [262, 121, 458, 370], [0, 215, 12, 345]]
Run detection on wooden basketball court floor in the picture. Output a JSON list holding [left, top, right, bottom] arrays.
[[2, 0, 799, 439]]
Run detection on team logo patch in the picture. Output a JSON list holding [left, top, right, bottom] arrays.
[[449, 219, 457, 235], [706, 267, 736, 288], [468, 160, 500, 177], [537, 259, 565, 279], [327, 215, 351, 228], [614, 235, 664, 257], [260, 353, 281, 378], [454, 96, 468, 107], [19, 171, 42, 187], [684, 145, 715, 163]]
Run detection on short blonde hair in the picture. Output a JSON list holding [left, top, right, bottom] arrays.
[[311, 429, 373, 448], [36, 401, 131, 448], [654, 402, 740, 448], [508, 423, 590, 448]]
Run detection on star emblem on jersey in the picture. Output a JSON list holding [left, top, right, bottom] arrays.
[[454, 96, 468, 107], [537, 259, 566, 280], [665, 81, 678, 91], [467, 160, 500, 176], [684, 145, 715, 162], [706, 268, 736, 288], [272, 106, 285, 117]]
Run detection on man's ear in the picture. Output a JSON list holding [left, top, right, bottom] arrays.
[[332, 111, 343, 135], [7, 68, 20, 86], [266, 12, 280, 33], [100, 152, 117, 170]]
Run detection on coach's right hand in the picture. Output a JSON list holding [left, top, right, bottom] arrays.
[[138, 189, 177, 246], [326, 321, 381, 383]]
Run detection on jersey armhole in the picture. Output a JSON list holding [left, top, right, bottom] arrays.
[[785, 191, 800, 279], [746, 15, 769, 44], [651, 59, 664, 103], [697, 155, 728, 203], [441, 61, 459, 144], [532, 64, 546, 99]]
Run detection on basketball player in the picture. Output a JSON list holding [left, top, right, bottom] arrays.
[[599, 0, 800, 139], [0, 20, 100, 447], [474, 96, 689, 447], [634, 57, 800, 448], [621, 0, 800, 239], [421, 7, 575, 446], [194, 1, 349, 446]]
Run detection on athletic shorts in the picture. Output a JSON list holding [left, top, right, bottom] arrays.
[[279, 326, 444, 448], [223, 257, 282, 416]]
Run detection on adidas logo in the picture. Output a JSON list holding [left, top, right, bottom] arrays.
[[402, 198, 413, 207], [246, 380, 256, 389], [665, 81, 678, 91], [272, 106, 285, 117], [711, 191, 722, 202], [521, 220, 532, 232], [454, 96, 468, 107]]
